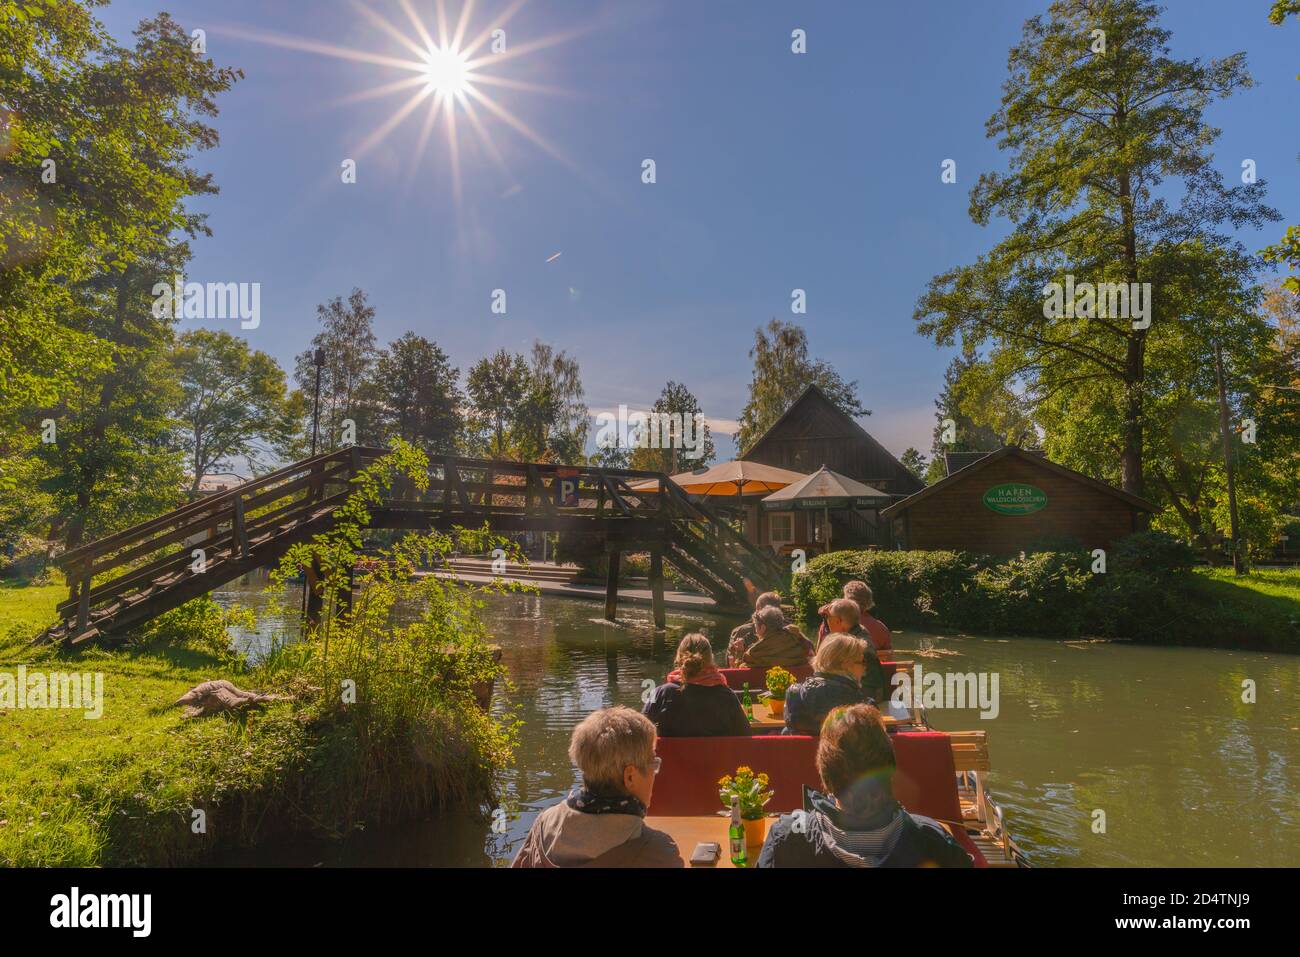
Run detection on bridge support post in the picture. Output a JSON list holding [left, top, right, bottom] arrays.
[[305, 560, 324, 628], [649, 547, 666, 630], [604, 549, 621, 622]]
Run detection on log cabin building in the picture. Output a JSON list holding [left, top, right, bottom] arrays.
[[881, 445, 1156, 555], [740, 384, 924, 553]]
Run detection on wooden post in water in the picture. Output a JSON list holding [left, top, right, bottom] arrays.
[[605, 548, 621, 622], [649, 546, 666, 630]]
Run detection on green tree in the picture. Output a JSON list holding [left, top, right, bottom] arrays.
[[172, 330, 302, 490], [629, 380, 715, 473], [899, 448, 927, 481], [12, 10, 242, 547], [294, 289, 377, 451], [466, 349, 529, 457], [514, 342, 587, 462], [365, 333, 462, 456], [735, 319, 867, 453], [914, 0, 1278, 496]]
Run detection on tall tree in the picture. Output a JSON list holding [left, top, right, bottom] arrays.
[[15, 10, 242, 548], [735, 319, 867, 453], [294, 288, 377, 451], [629, 380, 715, 473], [914, 0, 1278, 495], [365, 332, 462, 455], [466, 349, 529, 457], [172, 329, 302, 490], [514, 341, 587, 462]]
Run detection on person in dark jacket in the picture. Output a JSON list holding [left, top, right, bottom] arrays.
[[643, 633, 751, 737], [757, 704, 972, 868], [783, 632, 875, 735], [513, 706, 683, 868]]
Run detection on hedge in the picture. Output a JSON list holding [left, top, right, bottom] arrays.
[[787, 531, 1296, 650]]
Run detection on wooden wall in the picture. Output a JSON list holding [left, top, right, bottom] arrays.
[[894, 455, 1142, 554]]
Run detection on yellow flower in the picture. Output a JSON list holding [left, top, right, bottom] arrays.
[[718, 775, 732, 787], [736, 766, 752, 776]]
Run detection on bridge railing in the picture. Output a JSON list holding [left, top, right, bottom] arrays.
[[53, 446, 383, 640]]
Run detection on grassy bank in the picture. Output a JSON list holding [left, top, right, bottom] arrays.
[[0, 447, 521, 866]]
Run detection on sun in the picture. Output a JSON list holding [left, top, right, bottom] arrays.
[[420, 44, 471, 98], [219, 0, 591, 200]]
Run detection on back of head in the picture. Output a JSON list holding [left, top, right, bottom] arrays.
[[569, 705, 656, 795], [817, 704, 895, 806], [674, 632, 714, 681], [753, 605, 787, 634], [827, 597, 861, 629], [843, 580, 874, 612], [755, 591, 782, 611], [813, 632, 868, 677]]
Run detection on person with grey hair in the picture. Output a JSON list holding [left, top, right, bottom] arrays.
[[726, 591, 783, 664], [512, 706, 683, 868], [735, 604, 814, 669]]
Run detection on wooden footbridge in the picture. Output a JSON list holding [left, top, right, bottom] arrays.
[[40, 447, 786, 646]]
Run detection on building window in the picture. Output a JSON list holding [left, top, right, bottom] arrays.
[[769, 512, 794, 545]]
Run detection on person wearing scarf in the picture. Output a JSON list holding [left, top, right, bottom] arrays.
[[513, 706, 682, 868], [643, 633, 752, 738]]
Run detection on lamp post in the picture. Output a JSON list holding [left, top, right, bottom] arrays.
[[310, 347, 325, 457]]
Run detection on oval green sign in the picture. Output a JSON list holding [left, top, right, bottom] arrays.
[[982, 483, 1048, 515]]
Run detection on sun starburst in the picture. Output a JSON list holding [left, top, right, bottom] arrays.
[[218, 0, 591, 201]]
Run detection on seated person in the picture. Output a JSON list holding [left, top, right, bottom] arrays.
[[783, 632, 874, 735], [821, 598, 885, 702], [734, 606, 814, 669], [513, 706, 683, 868], [726, 591, 783, 664], [757, 704, 973, 868], [643, 633, 750, 737], [817, 580, 891, 654]]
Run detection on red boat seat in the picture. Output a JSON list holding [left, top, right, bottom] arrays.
[[652, 734, 819, 816], [651, 730, 985, 865]]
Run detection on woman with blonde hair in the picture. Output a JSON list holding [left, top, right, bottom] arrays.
[[643, 633, 750, 738], [782, 631, 876, 735]]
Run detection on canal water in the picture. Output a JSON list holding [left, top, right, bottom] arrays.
[[212, 576, 1300, 867]]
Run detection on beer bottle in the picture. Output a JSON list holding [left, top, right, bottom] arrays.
[[729, 795, 747, 867], [742, 682, 753, 719]]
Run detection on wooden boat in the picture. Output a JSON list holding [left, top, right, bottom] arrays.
[[654, 661, 1030, 867]]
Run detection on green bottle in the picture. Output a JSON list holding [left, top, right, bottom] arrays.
[[729, 795, 747, 867], [742, 682, 753, 719]]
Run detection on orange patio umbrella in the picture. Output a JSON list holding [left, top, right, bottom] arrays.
[[629, 459, 809, 513]]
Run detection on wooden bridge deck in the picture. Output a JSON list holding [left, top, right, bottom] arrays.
[[41, 447, 785, 646]]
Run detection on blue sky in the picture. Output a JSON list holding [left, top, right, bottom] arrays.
[[99, 0, 1299, 460]]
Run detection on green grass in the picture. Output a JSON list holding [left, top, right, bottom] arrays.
[[0, 583, 303, 865], [1187, 566, 1300, 652]]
